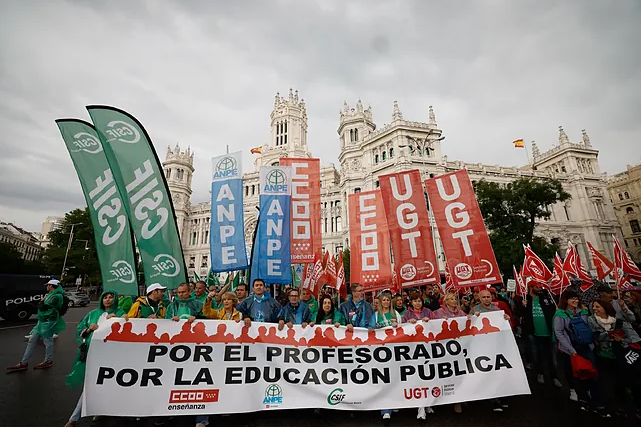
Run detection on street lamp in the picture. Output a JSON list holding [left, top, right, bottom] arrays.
[[60, 223, 81, 282]]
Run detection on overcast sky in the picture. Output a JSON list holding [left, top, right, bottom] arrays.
[[1, 0, 640, 231]]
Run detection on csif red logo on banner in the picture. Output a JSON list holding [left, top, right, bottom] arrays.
[[424, 170, 500, 287], [379, 170, 439, 288]]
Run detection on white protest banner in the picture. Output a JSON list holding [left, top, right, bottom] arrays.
[[82, 312, 529, 417]]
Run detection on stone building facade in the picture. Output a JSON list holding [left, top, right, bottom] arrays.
[[607, 164, 641, 263], [0, 221, 42, 262], [163, 89, 621, 279]]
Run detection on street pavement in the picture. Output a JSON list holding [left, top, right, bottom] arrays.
[[0, 306, 625, 427]]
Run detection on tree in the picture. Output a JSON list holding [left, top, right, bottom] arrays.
[[342, 247, 350, 285], [474, 178, 571, 278], [41, 208, 100, 284], [0, 241, 27, 274]]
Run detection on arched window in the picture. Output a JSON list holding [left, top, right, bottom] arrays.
[[389, 148, 394, 158], [382, 152, 386, 161], [354, 129, 359, 141], [245, 186, 249, 196], [375, 154, 379, 164], [625, 192, 630, 199], [166, 169, 171, 179], [619, 194, 624, 200], [627, 207, 635, 214], [336, 217, 342, 232], [349, 129, 354, 142], [354, 188, 361, 193], [251, 185, 255, 195]]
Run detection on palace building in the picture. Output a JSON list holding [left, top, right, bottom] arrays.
[[163, 89, 621, 280]]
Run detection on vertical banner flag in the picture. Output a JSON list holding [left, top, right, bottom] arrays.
[[280, 158, 321, 264], [424, 170, 500, 287], [348, 190, 392, 292], [56, 119, 138, 296], [586, 242, 614, 281], [210, 152, 248, 272], [87, 106, 187, 289], [250, 166, 292, 284], [380, 170, 439, 287]]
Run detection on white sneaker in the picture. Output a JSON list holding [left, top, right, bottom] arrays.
[[24, 335, 31, 340], [382, 413, 391, 420], [569, 389, 578, 402], [426, 407, 434, 414], [553, 378, 563, 388], [537, 374, 545, 384], [417, 407, 426, 420], [53, 334, 59, 339]]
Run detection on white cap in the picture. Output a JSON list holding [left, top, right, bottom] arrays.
[[46, 279, 60, 287], [146, 283, 167, 294]]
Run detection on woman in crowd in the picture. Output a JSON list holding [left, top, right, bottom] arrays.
[[311, 295, 346, 327], [371, 291, 401, 420], [65, 290, 127, 427], [202, 291, 242, 321], [393, 294, 407, 316], [623, 291, 641, 331], [588, 299, 641, 418], [553, 290, 604, 415]]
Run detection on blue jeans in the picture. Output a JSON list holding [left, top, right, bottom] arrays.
[[21, 333, 53, 364], [70, 393, 83, 422], [195, 415, 209, 425]]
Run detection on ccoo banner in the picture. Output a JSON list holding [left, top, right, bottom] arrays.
[[380, 170, 440, 288], [87, 106, 187, 290], [424, 170, 500, 288], [280, 158, 321, 264], [81, 311, 529, 417], [348, 190, 392, 291], [56, 119, 138, 296], [250, 166, 292, 284], [210, 152, 248, 272]]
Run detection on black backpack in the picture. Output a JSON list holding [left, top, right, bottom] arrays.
[[58, 294, 71, 316]]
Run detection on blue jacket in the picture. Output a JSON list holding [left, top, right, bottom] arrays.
[[237, 294, 281, 323], [338, 297, 375, 328], [278, 302, 312, 324]]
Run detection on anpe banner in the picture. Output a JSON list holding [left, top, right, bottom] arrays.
[[348, 190, 392, 291], [380, 170, 439, 287], [210, 152, 248, 272], [82, 311, 529, 417], [424, 170, 500, 287], [250, 166, 292, 284], [280, 158, 321, 263], [56, 119, 138, 296], [87, 106, 187, 290]]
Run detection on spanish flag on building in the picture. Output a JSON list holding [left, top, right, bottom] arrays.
[[513, 139, 524, 148], [250, 146, 262, 154]]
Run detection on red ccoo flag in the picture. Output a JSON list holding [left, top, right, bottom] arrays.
[[562, 242, 593, 291], [522, 245, 553, 282], [326, 253, 338, 289], [586, 242, 614, 281], [614, 238, 641, 281], [513, 265, 526, 297], [547, 253, 565, 295], [335, 252, 346, 299]]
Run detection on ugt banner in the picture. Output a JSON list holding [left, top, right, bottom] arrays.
[[81, 311, 529, 417], [380, 170, 439, 288], [348, 190, 392, 291], [250, 166, 292, 284], [88, 106, 187, 290], [56, 119, 138, 296], [424, 170, 500, 287], [210, 152, 248, 272], [280, 158, 321, 264]]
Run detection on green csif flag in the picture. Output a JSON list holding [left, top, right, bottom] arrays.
[[193, 272, 201, 282], [87, 106, 187, 290], [56, 119, 138, 296]]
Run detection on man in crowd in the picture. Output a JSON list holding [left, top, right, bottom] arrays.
[[301, 287, 319, 320], [236, 283, 249, 305], [277, 288, 312, 330], [191, 281, 208, 304], [339, 283, 374, 330], [423, 284, 442, 311], [128, 283, 167, 319], [7, 279, 66, 372], [239, 279, 282, 325], [165, 283, 203, 322], [598, 284, 636, 322]]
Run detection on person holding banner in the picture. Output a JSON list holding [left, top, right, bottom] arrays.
[[164, 283, 204, 322], [338, 283, 375, 331], [393, 294, 407, 316], [311, 295, 346, 327], [301, 288, 319, 321], [277, 288, 312, 330], [239, 279, 282, 326], [236, 283, 249, 305], [431, 292, 467, 320], [191, 281, 209, 304], [64, 290, 127, 427], [402, 291, 432, 324], [202, 292, 242, 321], [128, 284, 167, 319]]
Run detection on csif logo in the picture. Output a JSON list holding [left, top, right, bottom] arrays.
[[264, 169, 288, 193], [151, 254, 180, 278], [105, 120, 141, 144], [327, 388, 345, 405], [109, 260, 135, 284], [213, 156, 238, 179], [71, 132, 103, 154]]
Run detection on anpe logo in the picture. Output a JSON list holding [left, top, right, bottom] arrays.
[[213, 156, 238, 179], [151, 253, 180, 278], [327, 388, 346, 405], [454, 263, 473, 280], [105, 120, 141, 144], [400, 264, 417, 280], [264, 169, 288, 193], [169, 389, 219, 403], [71, 132, 103, 154], [263, 384, 283, 406], [431, 386, 442, 398], [109, 260, 135, 284]]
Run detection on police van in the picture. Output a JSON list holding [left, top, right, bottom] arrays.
[[0, 274, 52, 321]]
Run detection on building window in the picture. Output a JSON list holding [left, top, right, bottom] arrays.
[[563, 205, 570, 221], [375, 154, 379, 164], [324, 218, 328, 233], [251, 185, 255, 195], [619, 194, 624, 200], [201, 255, 208, 268], [354, 188, 361, 193], [166, 169, 171, 179], [354, 128, 358, 141], [625, 240, 629, 247], [375, 181, 380, 188], [561, 166, 567, 173], [245, 186, 249, 196], [631, 220, 641, 233], [191, 232, 197, 246], [625, 192, 630, 199], [336, 216, 342, 232], [382, 152, 386, 161], [627, 207, 635, 214], [635, 238, 639, 246], [276, 121, 288, 146], [389, 148, 394, 158]]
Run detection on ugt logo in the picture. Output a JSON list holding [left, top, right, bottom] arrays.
[[213, 156, 238, 179], [71, 132, 103, 154], [263, 384, 283, 406], [105, 120, 140, 144], [264, 169, 288, 193]]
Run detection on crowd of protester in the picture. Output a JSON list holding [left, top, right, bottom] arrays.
[[6, 276, 641, 425]]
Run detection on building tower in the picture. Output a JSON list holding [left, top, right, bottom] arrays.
[[163, 144, 194, 237], [337, 99, 376, 151]]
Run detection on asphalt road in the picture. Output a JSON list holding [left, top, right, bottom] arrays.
[[0, 306, 625, 427]]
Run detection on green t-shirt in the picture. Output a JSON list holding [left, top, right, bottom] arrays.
[[532, 297, 550, 337]]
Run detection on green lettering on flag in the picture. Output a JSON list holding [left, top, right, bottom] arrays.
[[87, 106, 187, 290], [56, 119, 138, 296]]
